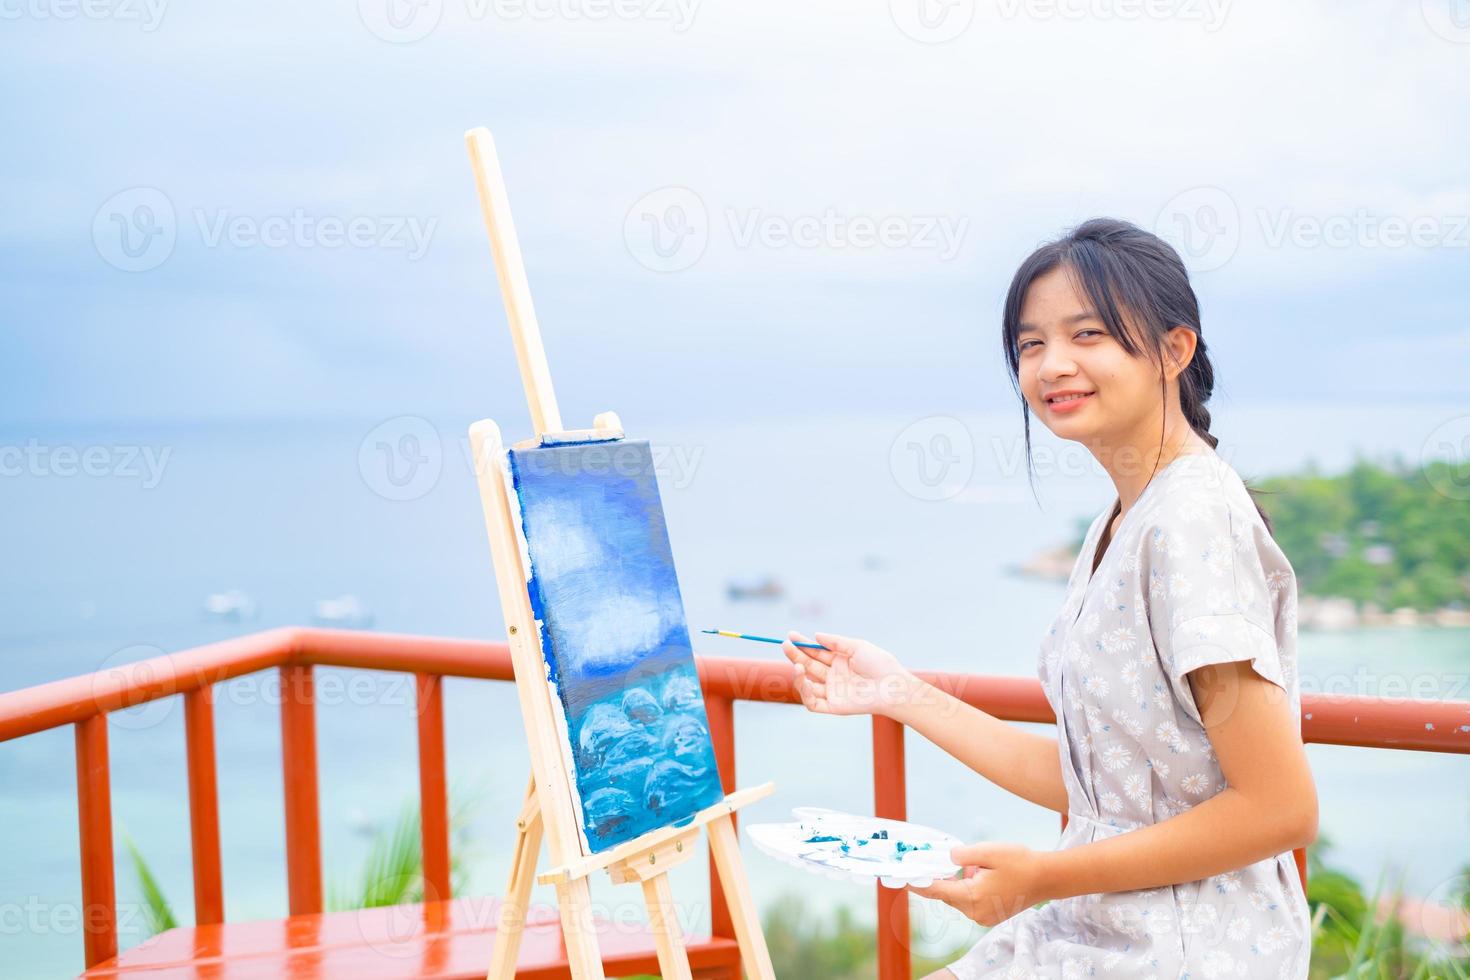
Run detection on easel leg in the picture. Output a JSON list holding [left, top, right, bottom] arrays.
[[641, 872, 695, 980], [707, 814, 776, 980], [488, 775, 544, 980], [556, 876, 610, 980]]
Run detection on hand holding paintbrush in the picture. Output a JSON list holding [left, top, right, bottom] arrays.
[[701, 627, 924, 717], [779, 631, 921, 718]]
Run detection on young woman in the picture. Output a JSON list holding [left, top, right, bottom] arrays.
[[782, 218, 1317, 978]]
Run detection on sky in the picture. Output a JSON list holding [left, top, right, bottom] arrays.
[[2, 0, 1467, 435]]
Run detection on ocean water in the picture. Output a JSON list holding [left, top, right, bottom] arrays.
[[1, 406, 1466, 976]]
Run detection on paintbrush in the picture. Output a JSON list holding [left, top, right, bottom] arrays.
[[701, 628, 829, 650]]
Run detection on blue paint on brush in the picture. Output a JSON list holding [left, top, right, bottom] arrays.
[[507, 439, 724, 853]]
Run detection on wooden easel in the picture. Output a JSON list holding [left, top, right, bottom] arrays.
[[464, 127, 778, 980]]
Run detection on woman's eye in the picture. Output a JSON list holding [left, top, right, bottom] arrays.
[[1018, 341, 1040, 353], [1077, 329, 1105, 339]]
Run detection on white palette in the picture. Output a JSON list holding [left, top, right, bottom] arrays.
[[746, 807, 963, 888]]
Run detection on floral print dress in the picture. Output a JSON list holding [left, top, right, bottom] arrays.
[[945, 447, 1311, 979]]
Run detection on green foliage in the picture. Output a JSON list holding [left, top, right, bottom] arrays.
[[123, 793, 479, 942], [1308, 839, 1470, 979], [760, 893, 876, 980], [123, 835, 178, 937], [327, 802, 427, 911], [1259, 457, 1470, 611], [327, 793, 478, 911], [1068, 457, 1470, 611]]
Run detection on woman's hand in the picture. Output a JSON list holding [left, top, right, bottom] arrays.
[[907, 842, 1054, 928], [780, 630, 921, 718]]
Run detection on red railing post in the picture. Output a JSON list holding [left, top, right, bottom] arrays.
[[184, 685, 225, 925], [705, 693, 738, 955], [75, 714, 117, 968], [416, 673, 452, 903], [280, 664, 322, 915], [873, 715, 910, 980]]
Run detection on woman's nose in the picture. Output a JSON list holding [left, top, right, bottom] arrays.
[[1038, 345, 1077, 382]]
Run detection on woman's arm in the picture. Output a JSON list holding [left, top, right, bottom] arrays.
[[910, 660, 1317, 926], [783, 631, 1069, 814], [1040, 659, 1317, 896], [886, 674, 1069, 815]]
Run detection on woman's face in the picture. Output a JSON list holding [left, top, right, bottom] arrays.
[[1015, 266, 1175, 454]]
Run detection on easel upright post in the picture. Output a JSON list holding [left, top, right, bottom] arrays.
[[465, 126, 777, 980], [466, 127, 563, 438]]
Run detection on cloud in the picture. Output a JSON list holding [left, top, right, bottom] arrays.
[[1, 1, 1466, 424], [557, 590, 682, 674]]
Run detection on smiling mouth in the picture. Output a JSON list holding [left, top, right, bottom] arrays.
[[1046, 392, 1095, 406]]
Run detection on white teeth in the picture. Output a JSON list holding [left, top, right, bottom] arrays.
[[1051, 393, 1091, 404]]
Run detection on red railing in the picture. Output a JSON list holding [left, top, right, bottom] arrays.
[[2, 627, 1469, 977]]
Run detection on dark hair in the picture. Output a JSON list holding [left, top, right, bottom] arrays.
[[1000, 217, 1273, 534]]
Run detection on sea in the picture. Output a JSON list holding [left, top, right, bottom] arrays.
[[1, 404, 1466, 976]]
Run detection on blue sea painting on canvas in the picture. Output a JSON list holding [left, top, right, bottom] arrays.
[[506, 438, 725, 853]]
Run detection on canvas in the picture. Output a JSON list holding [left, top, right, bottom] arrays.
[[504, 437, 725, 854]]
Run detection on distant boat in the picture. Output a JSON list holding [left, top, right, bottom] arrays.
[[792, 599, 825, 617], [204, 589, 258, 622], [346, 806, 377, 838], [312, 594, 374, 629], [726, 577, 784, 602], [1008, 544, 1076, 582]]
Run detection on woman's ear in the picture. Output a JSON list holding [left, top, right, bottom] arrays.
[[1164, 325, 1198, 380]]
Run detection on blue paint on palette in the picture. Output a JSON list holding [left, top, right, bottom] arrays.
[[506, 439, 725, 853]]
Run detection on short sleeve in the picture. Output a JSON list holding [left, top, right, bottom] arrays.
[[1140, 496, 1294, 728]]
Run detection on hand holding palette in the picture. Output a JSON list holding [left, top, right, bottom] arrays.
[[747, 807, 963, 888]]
